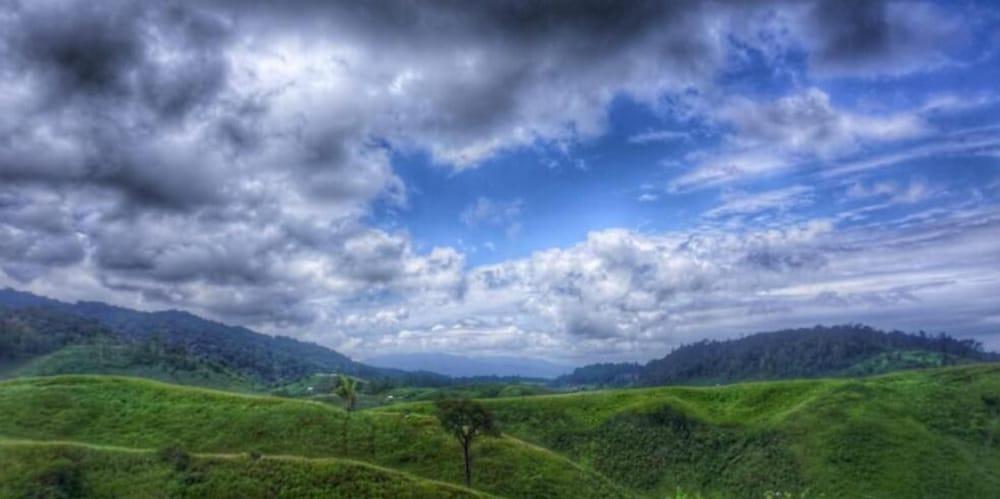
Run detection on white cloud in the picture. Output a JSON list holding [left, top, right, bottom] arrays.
[[460, 197, 524, 240], [628, 129, 690, 144], [671, 88, 929, 191], [0, 0, 995, 363], [705, 185, 814, 218], [845, 178, 935, 204]]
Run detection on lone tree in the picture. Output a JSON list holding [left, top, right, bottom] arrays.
[[434, 399, 499, 488], [334, 374, 359, 452]]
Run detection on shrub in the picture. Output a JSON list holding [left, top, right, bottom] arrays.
[[157, 444, 192, 472]]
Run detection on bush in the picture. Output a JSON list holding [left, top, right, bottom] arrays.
[[157, 445, 192, 472], [31, 457, 84, 499]]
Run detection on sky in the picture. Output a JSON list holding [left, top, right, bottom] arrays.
[[1, 0, 999, 364]]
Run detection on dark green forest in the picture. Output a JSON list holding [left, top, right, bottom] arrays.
[[556, 324, 998, 387]]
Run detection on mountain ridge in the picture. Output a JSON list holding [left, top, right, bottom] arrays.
[[555, 323, 999, 387], [364, 352, 573, 379], [0, 288, 445, 386]]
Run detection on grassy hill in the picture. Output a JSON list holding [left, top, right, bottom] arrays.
[[0, 375, 628, 499], [0, 439, 488, 498], [382, 364, 1000, 498]]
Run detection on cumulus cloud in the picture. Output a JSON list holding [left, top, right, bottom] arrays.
[[323, 203, 1000, 361], [0, 0, 993, 361]]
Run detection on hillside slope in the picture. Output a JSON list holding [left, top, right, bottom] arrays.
[[556, 324, 998, 387], [0, 439, 488, 498], [0, 289, 447, 386], [0, 308, 259, 391], [385, 365, 1000, 498], [0, 375, 629, 499]]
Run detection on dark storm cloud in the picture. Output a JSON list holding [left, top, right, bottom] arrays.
[[0, 0, 234, 211], [803, 0, 959, 76], [11, 1, 146, 101], [9, 0, 230, 116]]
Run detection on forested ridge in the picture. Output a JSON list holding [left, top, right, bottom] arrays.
[[557, 324, 998, 387], [0, 288, 447, 387]]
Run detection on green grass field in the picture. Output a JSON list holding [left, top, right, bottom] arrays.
[[0, 439, 488, 498], [0, 375, 627, 499], [2, 365, 998, 498], [380, 364, 1000, 498]]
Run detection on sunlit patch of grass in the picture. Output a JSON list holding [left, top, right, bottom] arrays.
[[0, 375, 629, 498], [382, 365, 1000, 498]]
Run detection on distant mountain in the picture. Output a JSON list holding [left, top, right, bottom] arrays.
[[555, 324, 1000, 387], [364, 352, 573, 379], [0, 288, 445, 386], [550, 362, 643, 387], [0, 306, 258, 390]]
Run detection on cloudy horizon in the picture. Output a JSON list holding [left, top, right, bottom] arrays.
[[2, 0, 999, 364]]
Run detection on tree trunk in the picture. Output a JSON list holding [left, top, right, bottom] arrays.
[[342, 411, 351, 455], [462, 439, 471, 487]]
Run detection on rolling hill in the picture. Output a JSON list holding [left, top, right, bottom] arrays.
[[383, 364, 1000, 498], [0, 440, 487, 499], [2, 366, 998, 497], [0, 375, 629, 498]]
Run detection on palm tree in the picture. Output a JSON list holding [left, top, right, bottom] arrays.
[[334, 374, 358, 453]]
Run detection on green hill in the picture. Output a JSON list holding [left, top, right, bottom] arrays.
[[6, 342, 259, 392], [383, 364, 1000, 498], [556, 325, 998, 388], [0, 289, 448, 386], [0, 375, 628, 499], [0, 439, 488, 498], [0, 307, 261, 391]]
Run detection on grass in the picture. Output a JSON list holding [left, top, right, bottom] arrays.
[[4, 365, 998, 498], [4, 342, 260, 392], [272, 375, 553, 409], [380, 364, 1000, 498], [0, 439, 488, 498], [0, 375, 629, 499]]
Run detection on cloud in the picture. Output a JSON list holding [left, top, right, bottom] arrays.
[[799, 0, 962, 77], [823, 126, 1000, 178], [671, 88, 928, 190], [628, 129, 690, 144], [343, 202, 1000, 362], [705, 185, 814, 218], [460, 197, 524, 238], [0, 187, 85, 282], [0, 0, 995, 361], [845, 178, 935, 205]]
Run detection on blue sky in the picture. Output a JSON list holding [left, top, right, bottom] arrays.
[[1, 0, 999, 363], [378, 19, 1000, 269]]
